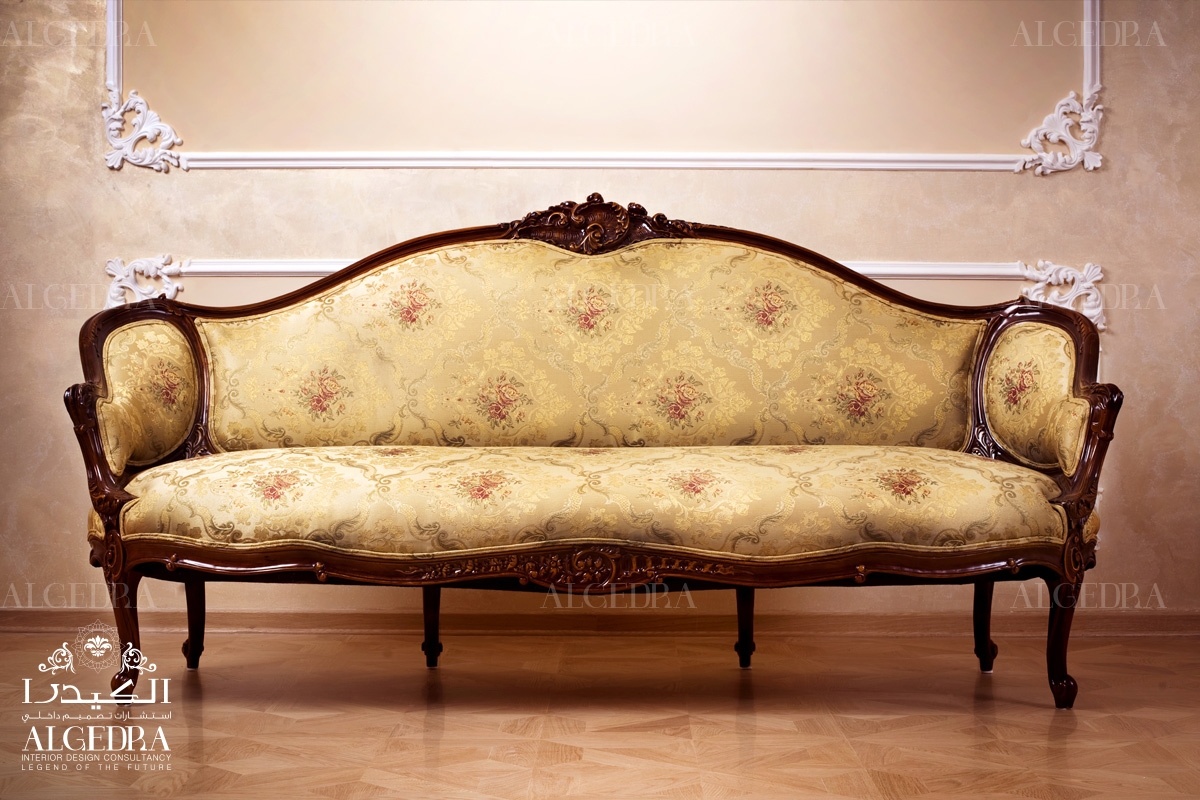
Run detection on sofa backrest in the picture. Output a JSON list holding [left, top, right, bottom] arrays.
[[193, 239, 986, 451]]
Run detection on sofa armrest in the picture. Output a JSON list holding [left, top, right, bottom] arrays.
[[981, 320, 1100, 477], [64, 381, 137, 513], [89, 317, 200, 476], [67, 310, 202, 511], [1051, 382, 1123, 510]]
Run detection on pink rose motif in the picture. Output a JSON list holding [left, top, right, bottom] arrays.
[[254, 471, 302, 504], [455, 470, 511, 502], [297, 367, 351, 421], [653, 373, 712, 428], [744, 282, 796, 331], [1003, 361, 1038, 408], [473, 374, 531, 429], [585, 292, 608, 315], [567, 286, 614, 335], [833, 369, 889, 424], [495, 381, 522, 406], [676, 382, 701, 404], [151, 361, 183, 407], [667, 469, 722, 499], [388, 282, 440, 328], [873, 468, 933, 503]]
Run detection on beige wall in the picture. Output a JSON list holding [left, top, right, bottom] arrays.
[[1, 1, 1196, 623], [122, 0, 1079, 154]]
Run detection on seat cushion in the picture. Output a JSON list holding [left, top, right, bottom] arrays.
[[119, 445, 1065, 560]]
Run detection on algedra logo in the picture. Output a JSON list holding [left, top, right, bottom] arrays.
[[19, 621, 172, 774]]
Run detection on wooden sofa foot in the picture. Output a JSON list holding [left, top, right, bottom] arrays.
[[107, 570, 143, 696], [1046, 576, 1080, 709], [973, 581, 999, 673], [734, 587, 756, 669], [422, 586, 443, 668], [182, 579, 205, 670]]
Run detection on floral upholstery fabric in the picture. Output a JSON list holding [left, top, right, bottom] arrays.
[[97, 321, 198, 475], [983, 323, 1088, 475], [195, 240, 986, 452], [120, 445, 1065, 559]]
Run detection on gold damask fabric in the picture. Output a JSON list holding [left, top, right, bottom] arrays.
[[983, 323, 1088, 475], [97, 321, 198, 475], [120, 445, 1065, 559], [195, 240, 986, 452]]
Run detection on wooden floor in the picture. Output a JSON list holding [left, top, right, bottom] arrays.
[[1, 630, 1197, 799]]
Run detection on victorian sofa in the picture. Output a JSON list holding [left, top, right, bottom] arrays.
[[66, 195, 1121, 708]]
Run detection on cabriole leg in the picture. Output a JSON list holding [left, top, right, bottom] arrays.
[[973, 580, 999, 673], [421, 585, 443, 668], [734, 587, 756, 669], [182, 579, 206, 670], [107, 570, 143, 695], [1045, 576, 1080, 709]]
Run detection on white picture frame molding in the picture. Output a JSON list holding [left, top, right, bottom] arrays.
[[102, 0, 1103, 175], [104, 256, 1108, 331]]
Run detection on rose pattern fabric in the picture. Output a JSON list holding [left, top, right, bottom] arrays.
[[120, 445, 1066, 558], [387, 281, 440, 328], [600, 340, 752, 446], [150, 360, 183, 408], [833, 369, 890, 425], [984, 323, 1089, 475], [297, 367, 351, 421], [474, 373, 530, 429], [654, 372, 712, 428], [745, 282, 798, 331], [193, 239, 985, 452], [1001, 360, 1039, 409], [782, 340, 936, 445], [252, 470, 305, 506], [568, 285, 615, 335], [97, 321, 198, 475], [870, 468, 935, 504], [667, 469, 724, 500], [455, 470, 512, 503]]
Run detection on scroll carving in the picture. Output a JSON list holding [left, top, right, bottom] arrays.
[[390, 545, 735, 590], [1021, 261, 1106, 331], [504, 193, 697, 255], [102, 83, 184, 173], [1019, 90, 1103, 176]]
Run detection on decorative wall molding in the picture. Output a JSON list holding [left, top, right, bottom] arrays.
[[1017, 0, 1103, 175], [102, 0, 180, 173], [105, 255, 1107, 331], [103, 0, 1102, 175], [102, 82, 183, 173], [1020, 90, 1104, 175], [1021, 260, 1106, 330], [104, 255, 187, 308], [175, 152, 1029, 172], [177, 259, 1029, 281]]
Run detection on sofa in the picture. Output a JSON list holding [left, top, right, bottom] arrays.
[[66, 194, 1121, 708]]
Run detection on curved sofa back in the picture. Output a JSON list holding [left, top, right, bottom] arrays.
[[194, 239, 986, 451]]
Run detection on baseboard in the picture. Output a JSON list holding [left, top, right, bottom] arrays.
[[2, 609, 1196, 636]]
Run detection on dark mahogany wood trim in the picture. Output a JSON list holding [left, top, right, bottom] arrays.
[[973, 581, 999, 673], [124, 537, 1068, 592], [735, 587, 756, 669]]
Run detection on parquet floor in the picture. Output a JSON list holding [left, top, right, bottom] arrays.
[[0, 630, 1197, 799]]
